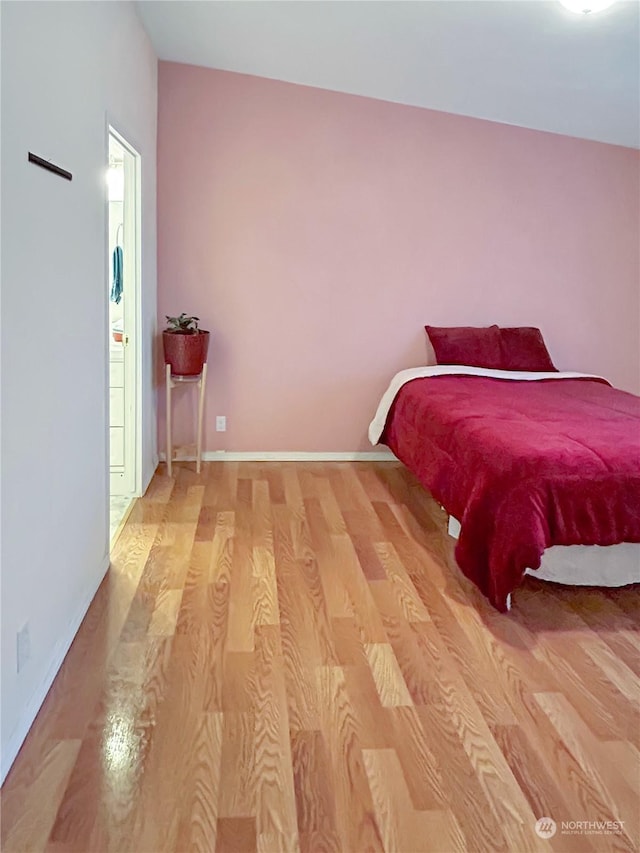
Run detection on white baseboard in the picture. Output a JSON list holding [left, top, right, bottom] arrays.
[[158, 449, 397, 463], [1, 555, 111, 783]]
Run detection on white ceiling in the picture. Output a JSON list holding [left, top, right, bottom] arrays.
[[136, 0, 640, 148]]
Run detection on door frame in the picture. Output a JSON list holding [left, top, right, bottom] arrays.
[[107, 124, 143, 497]]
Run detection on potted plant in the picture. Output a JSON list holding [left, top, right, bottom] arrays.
[[163, 313, 210, 376]]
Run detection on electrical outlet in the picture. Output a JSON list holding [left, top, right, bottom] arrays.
[[17, 623, 31, 673], [216, 415, 226, 432]]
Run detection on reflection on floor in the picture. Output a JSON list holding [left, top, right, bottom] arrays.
[[110, 494, 132, 544]]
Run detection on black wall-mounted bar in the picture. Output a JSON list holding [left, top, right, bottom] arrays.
[[28, 152, 72, 181]]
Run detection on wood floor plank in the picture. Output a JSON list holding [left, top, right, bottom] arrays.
[[215, 817, 257, 853], [174, 711, 224, 853], [291, 730, 339, 846], [517, 688, 633, 837], [226, 532, 255, 653], [418, 580, 522, 729], [1, 739, 81, 852], [385, 706, 447, 811], [491, 724, 599, 853], [1, 461, 637, 853], [341, 664, 396, 750], [148, 587, 182, 636], [523, 598, 640, 747], [302, 496, 332, 553], [253, 625, 299, 848], [368, 580, 440, 705], [316, 664, 384, 853], [315, 477, 347, 535], [364, 643, 414, 708], [373, 540, 432, 623], [415, 698, 513, 852], [348, 529, 388, 581], [208, 510, 235, 584], [217, 711, 257, 819], [331, 616, 367, 666], [49, 638, 172, 850], [413, 622, 543, 852], [126, 633, 209, 851], [202, 580, 231, 713], [330, 534, 388, 644], [272, 503, 330, 732], [581, 638, 640, 706], [362, 747, 467, 853], [251, 478, 273, 551], [252, 545, 280, 627], [316, 543, 355, 620], [533, 692, 639, 847], [265, 465, 286, 506]]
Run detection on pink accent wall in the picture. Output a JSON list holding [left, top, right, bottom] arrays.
[[158, 61, 640, 452]]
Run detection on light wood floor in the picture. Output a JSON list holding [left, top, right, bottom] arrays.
[[2, 462, 638, 853]]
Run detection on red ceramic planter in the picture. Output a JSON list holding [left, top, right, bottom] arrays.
[[163, 330, 210, 376]]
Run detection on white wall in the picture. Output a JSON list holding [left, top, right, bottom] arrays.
[[0, 0, 157, 779]]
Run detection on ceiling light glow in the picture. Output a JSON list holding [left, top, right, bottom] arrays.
[[559, 0, 615, 13]]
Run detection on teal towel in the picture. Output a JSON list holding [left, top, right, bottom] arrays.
[[111, 246, 123, 304]]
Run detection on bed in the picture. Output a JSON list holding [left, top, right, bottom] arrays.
[[369, 363, 640, 610]]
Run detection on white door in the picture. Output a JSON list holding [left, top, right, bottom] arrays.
[[108, 130, 140, 497]]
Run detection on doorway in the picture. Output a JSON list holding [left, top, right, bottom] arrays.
[[108, 128, 141, 542]]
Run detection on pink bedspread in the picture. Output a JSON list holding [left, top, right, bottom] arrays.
[[381, 375, 640, 609]]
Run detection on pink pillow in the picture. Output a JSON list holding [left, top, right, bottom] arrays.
[[425, 325, 503, 369], [500, 327, 557, 372]]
